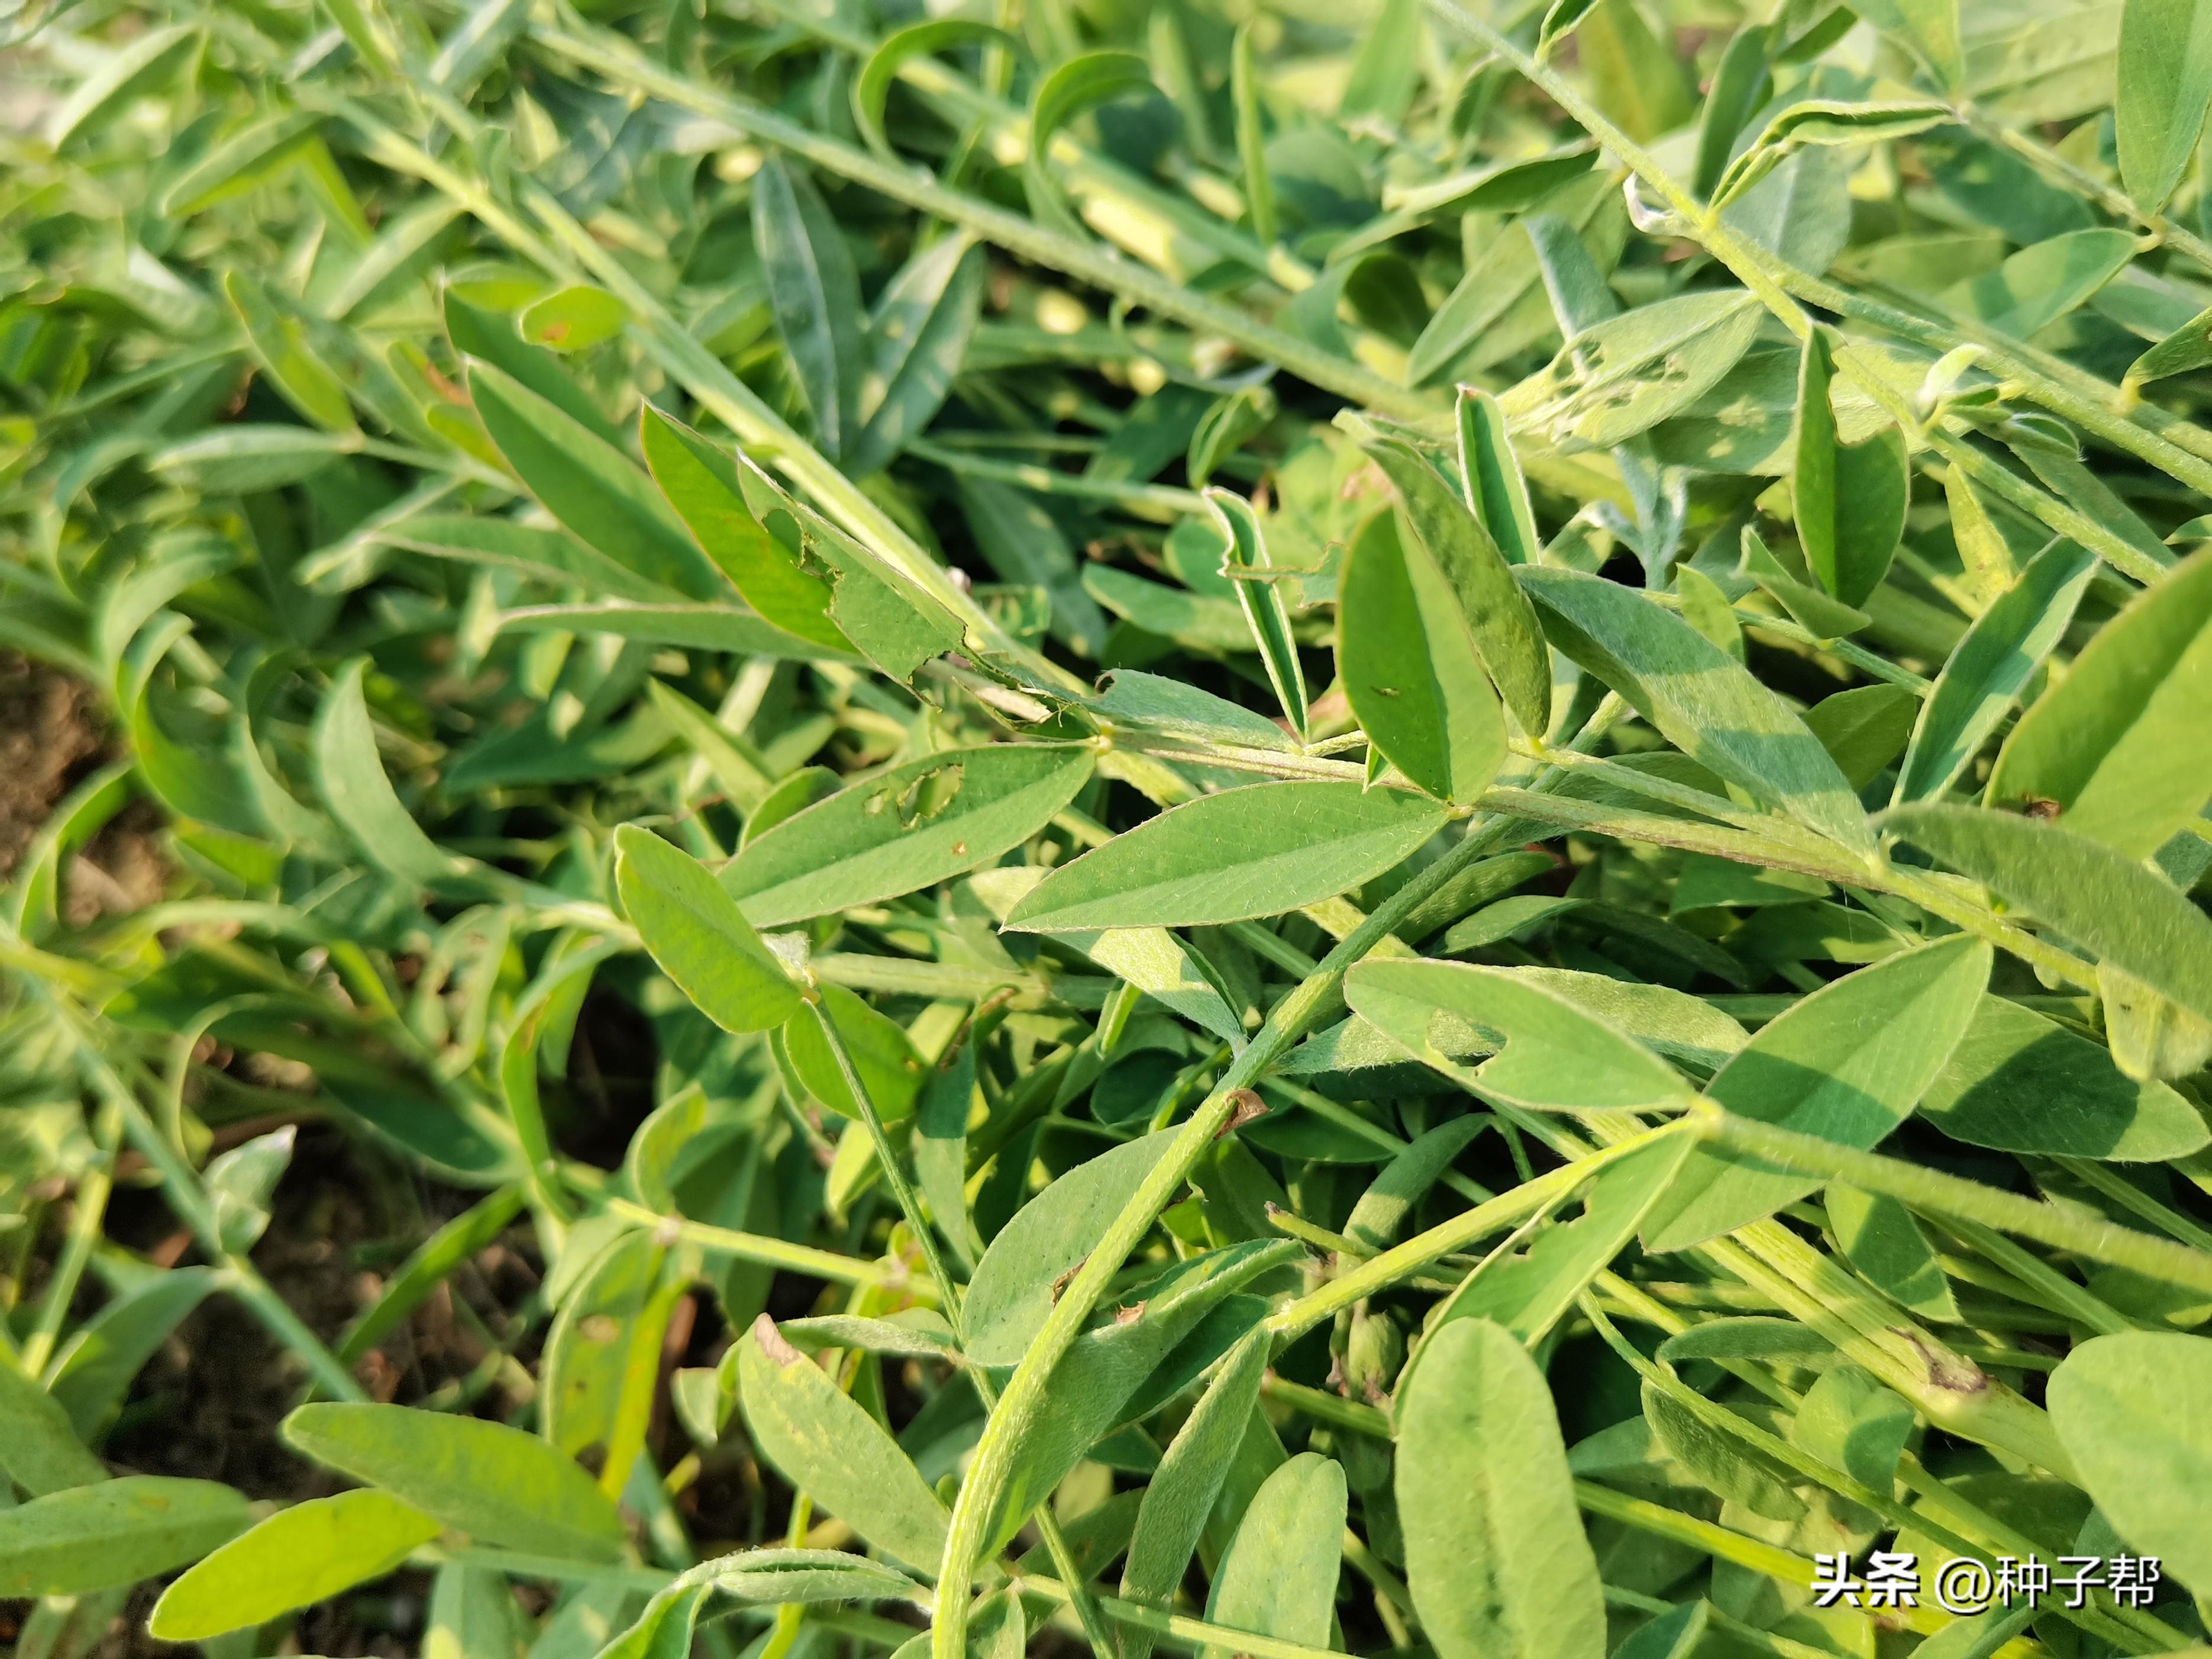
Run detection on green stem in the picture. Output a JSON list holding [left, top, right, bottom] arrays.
[[22, 1097, 121, 1378], [1691, 1101, 2212, 1297], [806, 999, 1116, 1659], [600, 1196, 938, 1297]]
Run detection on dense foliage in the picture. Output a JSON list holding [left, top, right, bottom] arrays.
[[5, 0, 2212, 1656]]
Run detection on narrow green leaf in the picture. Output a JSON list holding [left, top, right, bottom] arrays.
[[779, 985, 925, 1123], [541, 1230, 683, 1497], [313, 659, 460, 887], [1502, 293, 1763, 453], [148, 1489, 441, 1641], [1793, 330, 1907, 606], [852, 21, 1019, 157], [1826, 1186, 1959, 1320], [1917, 993, 2210, 1159], [46, 25, 200, 149], [963, 1130, 1180, 1366], [1884, 804, 2212, 1022], [1895, 538, 2097, 802], [1339, 509, 1507, 805], [1522, 568, 1875, 853], [1026, 53, 1156, 237], [282, 1403, 628, 1561], [0, 1364, 108, 1496], [1233, 23, 1275, 247], [1791, 1365, 1916, 1492], [1942, 229, 2139, 340], [1363, 436, 1552, 738], [1209, 489, 1310, 740], [0, 1477, 248, 1597], [222, 271, 357, 435], [614, 824, 803, 1034], [1430, 1134, 1694, 1347], [1396, 1319, 1605, 1659], [738, 1316, 951, 1576], [519, 284, 629, 354], [1455, 387, 1542, 567], [851, 239, 986, 479], [724, 744, 1093, 927], [1203, 1452, 1345, 1659], [1005, 782, 1448, 933], [1640, 937, 1992, 1251], [1988, 547, 2212, 857], [469, 362, 719, 601], [1119, 1329, 1270, 1659], [1345, 959, 1694, 1114], [753, 157, 865, 460], [2118, 0, 2212, 212]]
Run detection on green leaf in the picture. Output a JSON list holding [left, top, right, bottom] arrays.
[[958, 476, 1109, 656], [147, 1489, 442, 1641], [1804, 683, 1920, 791], [1641, 936, 1993, 1251], [1430, 1133, 1694, 1347], [1502, 292, 1764, 453], [382, 511, 681, 605], [1852, 0, 1964, 89], [282, 1403, 628, 1561], [1362, 436, 1552, 738], [1895, 538, 2097, 802], [1119, 1328, 1270, 1659], [150, 426, 351, 494], [779, 983, 925, 1123], [520, 284, 630, 354], [445, 289, 622, 446], [1339, 509, 1507, 805], [0, 1477, 248, 1597], [1345, 958, 1697, 1115], [637, 409, 849, 652], [157, 109, 324, 216], [2118, 0, 2212, 212], [724, 744, 1093, 927], [1713, 101, 1951, 211], [1826, 1184, 1960, 1320], [1793, 330, 1907, 607], [983, 1241, 1296, 1553], [963, 1129, 1180, 1366], [1232, 22, 1276, 247], [46, 1267, 214, 1441], [1791, 1364, 1916, 1492], [1455, 387, 1543, 568], [1396, 1318, 1606, 1659], [469, 362, 719, 601], [2048, 1331, 2212, 1596], [1942, 229, 2138, 341], [1521, 568, 1875, 853], [1988, 547, 2212, 857], [1005, 781, 1448, 933], [852, 21, 1020, 157], [46, 24, 201, 149], [738, 1316, 952, 1575], [0, 1364, 108, 1496], [1641, 1385, 1804, 1521], [1345, 1116, 1488, 1251], [313, 659, 462, 887], [851, 238, 986, 479], [614, 824, 803, 1034], [695, 1548, 923, 1604], [1737, 525, 1870, 641], [754, 157, 865, 460], [541, 1230, 683, 1496], [1025, 52, 1157, 236], [1884, 804, 2212, 1022], [1203, 1451, 1345, 1659], [222, 270, 357, 435], [1209, 489, 1310, 740], [206, 1125, 293, 1254], [1917, 993, 2209, 1159]]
